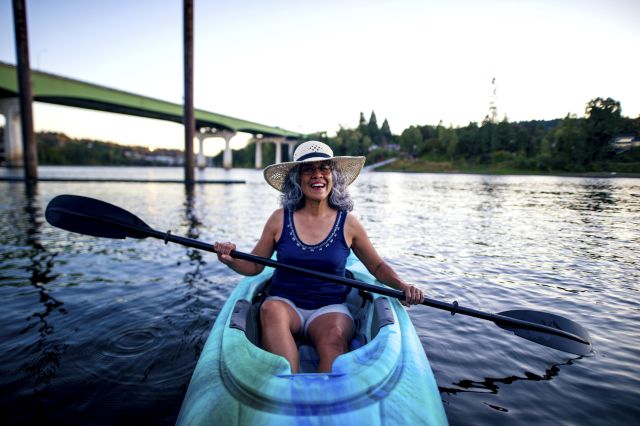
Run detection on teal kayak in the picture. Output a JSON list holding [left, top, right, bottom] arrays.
[[177, 254, 448, 425]]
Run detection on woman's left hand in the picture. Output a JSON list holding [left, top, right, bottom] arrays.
[[401, 284, 424, 306], [214, 241, 237, 265]]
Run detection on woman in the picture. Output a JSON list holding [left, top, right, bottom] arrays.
[[214, 141, 424, 374]]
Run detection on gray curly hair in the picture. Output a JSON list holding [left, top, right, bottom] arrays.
[[280, 161, 354, 211]]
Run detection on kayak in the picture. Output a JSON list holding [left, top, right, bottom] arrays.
[[177, 254, 448, 425]]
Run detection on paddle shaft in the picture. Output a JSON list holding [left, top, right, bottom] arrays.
[[133, 223, 589, 346], [45, 194, 593, 355]]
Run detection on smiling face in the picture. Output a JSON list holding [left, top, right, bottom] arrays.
[[299, 161, 333, 202]]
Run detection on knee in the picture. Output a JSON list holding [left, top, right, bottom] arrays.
[[260, 300, 288, 324], [317, 324, 351, 349]]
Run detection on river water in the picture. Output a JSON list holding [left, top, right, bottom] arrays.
[[1, 166, 638, 425]]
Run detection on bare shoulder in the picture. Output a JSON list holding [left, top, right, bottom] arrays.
[[265, 208, 284, 237], [344, 212, 368, 245], [345, 213, 382, 269], [345, 212, 366, 233], [267, 208, 284, 220]]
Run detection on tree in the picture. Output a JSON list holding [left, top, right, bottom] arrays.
[[477, 122, 494, 162], [439, 125, 459, 159], [419, 125, 436, 141], [380, 119, 392, 147], [619, 114, 640, 136], [552, 114, 588, 168], [494, 118, 515, 152], [585, 97, 623, 161], [399, 126, 423, 157], [358, 112, 368, 138], [368, 111, 381, 146], [455, 122, 480, 159], [362, 135, 373, 153], [335, 127, 365, 156], [536, 136, 553, 170], [513, 122, 541, 158]]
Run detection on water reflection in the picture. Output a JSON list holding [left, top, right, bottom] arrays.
[[181, 185, 207, 286], [439, 356, 582, 398], [176, 184, 221, 362], [474, 180, 505, 213], [580, 182, 616, 212], [17, 184, 67, 386]]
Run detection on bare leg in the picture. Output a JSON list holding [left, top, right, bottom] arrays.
[[260, 299, 302, 374], [307, 313, 354, 373]]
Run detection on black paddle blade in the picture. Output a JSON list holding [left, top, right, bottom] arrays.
[[497, 310, 592, 356], [45, 194, 152, 239]]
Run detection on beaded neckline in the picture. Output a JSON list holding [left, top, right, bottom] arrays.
[[287, 209, 343, 253]]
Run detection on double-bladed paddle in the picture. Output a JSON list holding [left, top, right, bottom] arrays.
[[45, 194, 592, 356]]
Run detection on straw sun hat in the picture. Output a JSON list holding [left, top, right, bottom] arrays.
[[263, 141, 365, 192]]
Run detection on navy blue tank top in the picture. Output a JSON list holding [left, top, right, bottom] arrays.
[[270, 209, 351, 309]]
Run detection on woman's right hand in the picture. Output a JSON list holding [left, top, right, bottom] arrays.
[[214, 241, 236, 265]]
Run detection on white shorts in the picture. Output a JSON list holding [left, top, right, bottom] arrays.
[[265, 296, 354, 336]]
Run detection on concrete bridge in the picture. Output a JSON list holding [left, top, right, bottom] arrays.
[[0, 62, 302, 169]]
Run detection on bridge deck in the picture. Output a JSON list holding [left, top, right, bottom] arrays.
[[0, 62, 301, 139]]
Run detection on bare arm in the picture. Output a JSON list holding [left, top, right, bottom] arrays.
[[214, 209, 282, 276], [347, 214, 424, 305]]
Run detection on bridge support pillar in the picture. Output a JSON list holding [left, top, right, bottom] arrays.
[[220, 130, 235, 170], [0, 98, 24, 167], [195, 133, 206, 169], [274, 139, 282, 164], [287, 141, 296, 162], [255, 139, 263, 169]]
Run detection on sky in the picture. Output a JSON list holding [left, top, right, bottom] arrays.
[[1, 0, 639, 155]]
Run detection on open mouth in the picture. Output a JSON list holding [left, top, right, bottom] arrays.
[[310, 182, 326, 189]]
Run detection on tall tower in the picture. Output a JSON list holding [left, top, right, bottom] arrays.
[[486, 77, 498, 124]]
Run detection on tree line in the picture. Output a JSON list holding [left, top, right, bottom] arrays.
[[32, 132, 184, 166], [221, 97, 640, 173]]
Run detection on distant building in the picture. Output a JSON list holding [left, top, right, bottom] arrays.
[[368, 143, 400, 152], [146, 154, 183, 166], [124, 149, 185, 165], [612, 135, 640, 153]]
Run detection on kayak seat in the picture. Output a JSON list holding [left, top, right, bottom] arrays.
[[228, 270, 394, 373], [371, 297, 395, 339], [228, 299, 261, 346]]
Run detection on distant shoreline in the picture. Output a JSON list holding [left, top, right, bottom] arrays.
[[1, 163, 639, 180], [372, 158, 640, 179], [375, 168, 640, 179]]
